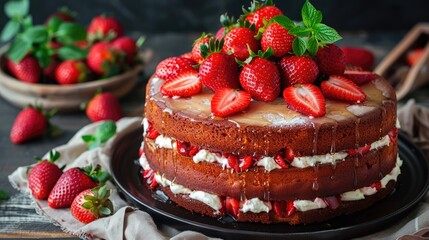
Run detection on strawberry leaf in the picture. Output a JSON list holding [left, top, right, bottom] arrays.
[[272, 15, 295, 30], [6, 36, 31, 63], [292, 37, 306, 57], [313, 23, 342, 44], [5, 0, 29, 18], [100, 207, 112, 215], [302, 0, 322, 27], [1, 20, 20, 42]]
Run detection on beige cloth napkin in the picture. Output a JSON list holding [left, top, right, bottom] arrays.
[[8, 117, 220, 240], [7, 101, 429, 240]]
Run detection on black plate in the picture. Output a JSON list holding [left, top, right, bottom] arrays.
[[111, 129, 429, 240]]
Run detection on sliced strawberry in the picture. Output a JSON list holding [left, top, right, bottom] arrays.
[[286, 201, 296, 217], [239, 155, 253, 172], [371, 181, 382, 190], [176, 140, 191, 157], [321, 75, 366, 103], [211, 88, 251, 117], [273, 201, 284, 217], [274, 154, 288, 169], [323, 196, 340, 210], [388, 127, 398, 145], [143, 169, 154, 179], [160, 71, 202, 97], [138, 148, 144, 156], [146, 127, 160, 139], [273, 200, 295, 217], [283, 84, 326, 118], [227, 154, 239, 172], [225, 196, 240, 219], [343, 69, 378, 85], [284, 147, 295, 163], [348, 144, 371, 156], [189, 146, 200, 157]]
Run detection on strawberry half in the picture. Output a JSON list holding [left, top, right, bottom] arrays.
[[283, 84, 326, 118], [225, 196, 240, 219], [160, 70, 202, 97], [321, 75, 366, 103], [211, 88, 251, 117], [343, 69, 378, 85]]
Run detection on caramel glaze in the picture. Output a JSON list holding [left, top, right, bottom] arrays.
[[144, 136, 397, 201], [145, 76, 397, 156]]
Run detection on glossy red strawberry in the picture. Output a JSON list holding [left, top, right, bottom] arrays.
[[321, 75, 366, 103], [283, 84, 326, 117], [245, 5, 283, 31], [191, 33, 212, 64], [55, 60, 88, 85], [48, 167, 98, 208], [223, 27, 260, 61], [199, 51, 240, 92], [71, 185, 113, 224], [315, 44, 346, 75], [10, 106, 49, 144], [43, 58, 59, 80], [406, 48, 424, 66], [160, 70, 202, 97], [111, 36, 138, 63], [86, 93, 123, 122], [343, 69, 378, 85], [28, 151, 63, 200], [6, 56, 41, 83], [240, 57, 280, 102], [155, 57, 196, 82], [261, 23, 294, 58], [211, 88, 251, 117], [341, 46, 375, 71], [87, 42, 118, 76], [279, 55, 319, 86], [87, 15, 124, 40]]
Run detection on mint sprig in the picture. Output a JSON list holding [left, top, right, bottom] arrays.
[[273, 0, 342, 57], [82, 121, 117, 150]]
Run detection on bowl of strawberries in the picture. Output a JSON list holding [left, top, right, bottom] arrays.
[[0, 1, 144, 111]]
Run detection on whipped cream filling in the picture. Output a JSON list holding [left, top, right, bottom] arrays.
[[139, 154, 402, 214]]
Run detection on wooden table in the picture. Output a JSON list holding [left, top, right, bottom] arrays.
[[0, 31, 427, 239]]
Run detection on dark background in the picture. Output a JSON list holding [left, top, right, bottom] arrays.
[[1, 0, 429, 34]]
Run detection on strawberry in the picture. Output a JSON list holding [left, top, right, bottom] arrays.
[[87, 42, 119, 76], [45, 7, 76, 24], [371, 181, 382, 191], [48, 165, 107, 208], [155, 57, 196, 82], [273, 201, 295, 218], [111, 36, 138, 63], [71, 185, 113, 224], [315, 44, 346, 75], [85, 93, 123, 122], [343, 69, 378, 85], [55, 60, 88, 85], [142, 169, 159, 189], [160, 70, 202, 97], [211, 88, 251, 117], [274, 154, 288, 169], [10, 106, 53, 144], [279, 55, 319, 87], [341, 46, 375, 71], [261, 23, 294, 58], [323, 196, 340, 210], [239, 155, 253, 172], [199, 40, 240, 91], [188, 146, 200, 157], [43, 58, 59, 80], [284, 147, 295, 163], [227, 154, 240, 172], [239, 57, 281, 102], [28, 150, 63, 200], [222, 27, 260, 61], [321, 75, 366, 103], [388, 127, 398, 145], [181, 52, 194, 59], [225, 196, 240, 219], [406, 48, 424, 66], [176, 140, 191, 157], [6, 55, 42, 83], [190, 33, 212, 64], [87, 15, 124, 41], [215, 13, 236, 40], [146, 127, 160, 140], [283, 84, 326, 117], [245, 4, 283, 31], [215, 27, 227, 40]]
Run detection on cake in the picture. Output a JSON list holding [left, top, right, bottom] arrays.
[[139, 0, 401, 224]]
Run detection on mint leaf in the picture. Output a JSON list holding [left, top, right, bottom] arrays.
[[22, 15, 32, 30], [292, 37, 306, 57], [95, 121, 117, 143], [313, 23, 342, 43], [306, 36, 319, 56], [288, 25, 311, 38], [82, 135, 96, 143], [302, 0, 322, 27], [5, 0, 29, 18], [55, 22, 87, 45], [33, 46, 51, 68], [22, 25, 48, 44], [1, 20, 20, 42], [58, 46, 88, 60], [272, 15, 295, 30], [0, 189, 9, 200], [47, 17, 63, 33], [6, 36, 31, 63]]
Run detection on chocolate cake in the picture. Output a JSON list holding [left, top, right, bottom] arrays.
[[139, 0, 401, 224]]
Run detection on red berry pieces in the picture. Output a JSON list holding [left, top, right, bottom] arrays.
[[160, 70, 202, 97], [321, 75, 366, 103], [283, 84, 326, 118], [211, 88, 251, 117]]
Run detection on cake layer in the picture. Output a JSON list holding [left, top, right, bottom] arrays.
[[145, 76, 397, 156], [143, 135, 398, 201]]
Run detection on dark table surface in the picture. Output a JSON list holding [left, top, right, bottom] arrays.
[[0, 31, 428, 239]]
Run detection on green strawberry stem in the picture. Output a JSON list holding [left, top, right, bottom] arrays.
[[81, 164, 110, 184], [83, 185, 113, 218], [237, 45, 274, 65], [200, 38, 224, 59]]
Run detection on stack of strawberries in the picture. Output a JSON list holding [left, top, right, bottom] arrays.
[[155, 0, 377, 118]]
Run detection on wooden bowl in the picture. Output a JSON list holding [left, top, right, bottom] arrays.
[[0, 47, 143, 112]]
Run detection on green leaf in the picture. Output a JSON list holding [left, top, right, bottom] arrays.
[[22, 25, 48, 44], [33, 46, 51, 68], [313, 23, 342, 44], [6, 36, 31, 63], [306, 36, 319, 56], [47, 17, 63, 33], [1, 20, 20, 42], [0, 189, 9, 200], [292, 37, 306, 57], [272, 15, 295, 30], [82, 135, 96, 143], [57, 46, 88, 60], [100, 207, 111, 215], [302, 0, 322, 27], [55, 22, 87, 45], [22, 15, 32, 30], [288, 25, 311, 38], [5, 0, 29, 18], [95, 121, 117, 143]]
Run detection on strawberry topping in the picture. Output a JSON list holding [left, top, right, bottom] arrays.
[[283, 84, 326, 118], [160, 71, 202, 97], [211, 88, 251, 117], [321, 75, 366, 103], [343, 69, 378, 85]]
